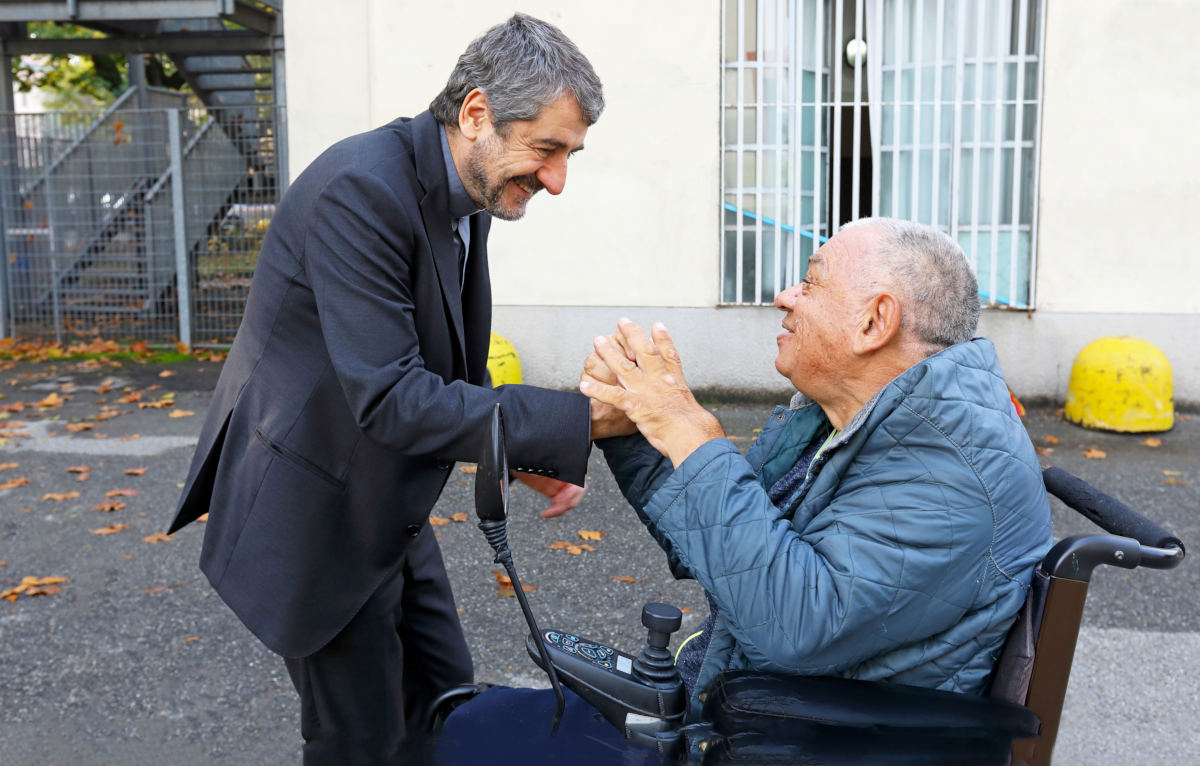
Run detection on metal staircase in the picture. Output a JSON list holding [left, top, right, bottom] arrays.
[[0, 0, 284, 340]]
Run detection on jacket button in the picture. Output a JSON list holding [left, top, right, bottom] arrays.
[[406, 524, 422, 537]]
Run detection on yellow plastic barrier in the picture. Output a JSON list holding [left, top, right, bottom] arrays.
[[1064, 336, 1173, 432], [486, 333, 523, 387]]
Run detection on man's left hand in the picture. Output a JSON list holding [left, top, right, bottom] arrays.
[[514, 472, 587, 518]]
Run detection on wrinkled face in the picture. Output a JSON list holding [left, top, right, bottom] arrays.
[[464, 94, 589, 221], [773, 227, 876, 392]]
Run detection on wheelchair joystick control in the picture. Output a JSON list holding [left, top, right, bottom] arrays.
[[633, 603, 683, 684]]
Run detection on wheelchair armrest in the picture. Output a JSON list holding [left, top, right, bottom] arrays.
[[702, 671, 1040, 741]]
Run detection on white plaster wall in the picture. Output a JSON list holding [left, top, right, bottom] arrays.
[[1037, 0, 1200, 314], [284, 0, 720, 308], [283, 2, 1200, 403]]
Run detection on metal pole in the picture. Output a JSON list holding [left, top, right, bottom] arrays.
[[0, 39, 13, 338], [271, 31, 288, 192], [42, 134, 62, 345], [167, 109, 191, 348]]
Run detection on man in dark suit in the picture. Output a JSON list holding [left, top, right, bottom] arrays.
[[167, 14, 604, 763]]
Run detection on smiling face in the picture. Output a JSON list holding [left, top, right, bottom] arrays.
[[461, 93, 589, 221], [773, 226, 881, 394]]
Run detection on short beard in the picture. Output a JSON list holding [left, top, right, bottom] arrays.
[[465, 133, 541, 221]]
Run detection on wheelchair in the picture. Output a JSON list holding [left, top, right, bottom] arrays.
[[422, 405, 1185, 765]]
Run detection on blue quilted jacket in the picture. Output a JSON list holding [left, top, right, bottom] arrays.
[[599, 339, 1052, 718]]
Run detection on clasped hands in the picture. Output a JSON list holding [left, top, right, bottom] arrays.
[[581, 318, 725, 467]]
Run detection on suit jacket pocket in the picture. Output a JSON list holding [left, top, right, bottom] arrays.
[[254, 427, 347, 493]]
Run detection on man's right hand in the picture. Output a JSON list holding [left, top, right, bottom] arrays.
[[583, 342, 637, 440]]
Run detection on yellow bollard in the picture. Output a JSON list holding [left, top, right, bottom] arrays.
[[1064, 336, 1173, 432], [486, 333, 523, 387]]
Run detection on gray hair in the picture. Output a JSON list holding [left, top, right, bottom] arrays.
[[430, 13, 604, 132], [843, 217, 980, 352]]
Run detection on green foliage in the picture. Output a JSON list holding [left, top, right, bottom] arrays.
[[11, 22, 187, 110]]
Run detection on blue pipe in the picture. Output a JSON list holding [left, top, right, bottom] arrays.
[[725, 203, 829, 243]]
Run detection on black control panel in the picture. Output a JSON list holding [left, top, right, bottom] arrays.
[[541, 631, 634, 674]]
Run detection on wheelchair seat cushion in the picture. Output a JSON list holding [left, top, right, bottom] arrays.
[[431, 685, 669, 765]]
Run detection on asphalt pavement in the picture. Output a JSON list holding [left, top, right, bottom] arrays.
[[0, 355, 1196, 764]]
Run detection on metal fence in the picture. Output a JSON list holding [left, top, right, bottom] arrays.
[[0, 91, 285, 346]]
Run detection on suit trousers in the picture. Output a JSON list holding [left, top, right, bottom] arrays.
[[284, 523, 473, 765]]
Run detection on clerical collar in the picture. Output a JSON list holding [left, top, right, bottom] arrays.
[[439, 125, 481, 220]]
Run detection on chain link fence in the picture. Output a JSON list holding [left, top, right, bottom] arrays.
[[0, 90, 285, 346]]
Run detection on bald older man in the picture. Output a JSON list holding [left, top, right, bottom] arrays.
[[582, 218, 1052, 719]]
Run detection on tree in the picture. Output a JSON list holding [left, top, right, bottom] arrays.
[[11, 22, 186, 110]]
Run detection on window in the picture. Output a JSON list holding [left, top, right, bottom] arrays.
[[720, 0, 1045, 308]]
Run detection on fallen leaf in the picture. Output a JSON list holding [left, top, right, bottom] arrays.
[[1141, 437, 1163, 448], [196, 513, 208, 522], [91, 523, 128, 535], [1, 575, 70, 601], [0, 461, 17, 471], [168, 409, 194, 418], [1035, 446, 1054, 456], [578, 544, 596, 552], [64, 422, 94, 433], [1, 476, 30, 490], [0, 560, 5, 566], [429, 516, 451, 526], [138, 400, 173, 409], [1082, 447, 1107, 460], [142, 532, 173, 544], [726, 435, 747, 441], [119, 434, 141, 441], [92, 433, 108, 439], [42, 491, 80, 501], [1163, 470, 1184, 476], [184, 636, 199, 643], [66, 466, 90, 474], [159, 370, 176, 378], [611, 575, 637, 583], [123, 467, 148, 476], [680, 607, 692, 614], [120, 391, 143, 403], [578, 530, 605, 541], [105, 488, 140, 497], [566, 545, 583, 555], [458, 465, 478, 474], [96, 379, 114, 394], [37, 392, 65, 408], [1165, 477, 1192, 486], [92, 500, 125, 512], [1044, 435, 1060, 444], [131, 340, 148, 353], [450, 512, 468, 523]]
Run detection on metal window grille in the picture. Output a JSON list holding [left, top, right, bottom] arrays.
[[720, 0, 1046, 308], [0, 93, 285, 346]]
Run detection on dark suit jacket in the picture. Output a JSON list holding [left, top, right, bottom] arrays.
[[168, 111, 590, 658]]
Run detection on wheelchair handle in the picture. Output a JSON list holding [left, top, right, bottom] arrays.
[[1041, 533, 1185, 583], [1042, 467, 1185, 553]]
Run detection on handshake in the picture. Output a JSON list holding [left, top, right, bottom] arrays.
[[580, 318, 725, 468]]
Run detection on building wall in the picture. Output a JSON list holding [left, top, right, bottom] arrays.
[[286, 1, 1200, 406], [1036, 0, 1200, 316], [284, 0, 720, 308]]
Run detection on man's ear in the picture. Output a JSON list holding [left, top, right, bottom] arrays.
[[458, 89, 491, 141], [851, 292, 902, 356]]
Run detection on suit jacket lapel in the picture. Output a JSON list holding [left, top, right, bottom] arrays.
[[412, 112, 468, 372]]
